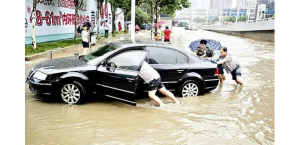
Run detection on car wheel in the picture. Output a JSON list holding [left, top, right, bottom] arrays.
[[179, 80, 200, 97], [60, 81, 87, 104]]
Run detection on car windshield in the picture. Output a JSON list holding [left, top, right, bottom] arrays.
[[84, 44, 117, 61]]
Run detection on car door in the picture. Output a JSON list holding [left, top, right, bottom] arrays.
[[146, 46, 189, 90], [96, 49, 148, 106]]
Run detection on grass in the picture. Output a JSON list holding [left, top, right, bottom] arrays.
[[25, 31, 126, 56], [25, 39, 82, 56]]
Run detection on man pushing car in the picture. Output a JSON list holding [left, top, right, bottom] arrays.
[[138, 61, 181, 107]]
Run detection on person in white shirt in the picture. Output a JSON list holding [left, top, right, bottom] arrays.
[[138, 61, 181, 107], [158, 26, 163, 41], [81, 25, 89, 55], [104, 20, 109, 38], [127, 23, 131, 36]]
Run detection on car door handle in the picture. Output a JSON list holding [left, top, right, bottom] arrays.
[[111, 76, 120, 79], [127, 78, 135, 81], [177, 70, 184, 73]]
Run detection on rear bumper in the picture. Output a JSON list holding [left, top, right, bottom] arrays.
[[204, 77, 219, 91]]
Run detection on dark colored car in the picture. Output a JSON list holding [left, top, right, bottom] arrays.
[[185, 25, 189, 30], [26, 40, 219, 106]]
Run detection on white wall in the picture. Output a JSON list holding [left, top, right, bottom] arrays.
[[25, 0, 124, 44]]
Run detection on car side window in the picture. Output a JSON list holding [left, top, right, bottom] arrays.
[[147, 47, 176, 64], [108, 50, 145, 71], [176, 51, 188, 64]]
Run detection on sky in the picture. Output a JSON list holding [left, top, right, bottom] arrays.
[[232, 0, 237, 8]]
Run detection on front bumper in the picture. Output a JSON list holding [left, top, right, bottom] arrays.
[[26, 70, 54, 95]]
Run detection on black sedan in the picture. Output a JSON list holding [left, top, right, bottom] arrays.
[[26, 40, 219, 106]]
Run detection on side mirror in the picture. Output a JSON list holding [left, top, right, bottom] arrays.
[[107, 62, 117, 68], [100, 60, 107, 66], [106, 62, 117, 72]]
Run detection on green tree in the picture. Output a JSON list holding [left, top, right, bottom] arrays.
[[114, 0, 142, 33], [96, 0, 105, 37], [160, 0, 190, 16], [31, 0, 37, 49], [128, 7, 150, 28], [212, 17, 219, 22], [142, 0, 155, 39], [74, 0, 85, 43], [140, 0, 191, 35], [106, 0, 117, 36], [156, 0, 190, 32]]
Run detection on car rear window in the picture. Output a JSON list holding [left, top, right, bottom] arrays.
[[176, 51, 188, 64]]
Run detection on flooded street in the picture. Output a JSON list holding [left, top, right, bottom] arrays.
[[25, 27, 274, 145]]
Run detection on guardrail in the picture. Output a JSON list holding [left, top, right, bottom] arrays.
[[202, 17, 275, 27]]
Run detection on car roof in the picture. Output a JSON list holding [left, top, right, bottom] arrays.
[[109, 40, 196, 57], [108, 40, 206, 63], [108, 40, 170, 48], [88, 40, 206, 65]]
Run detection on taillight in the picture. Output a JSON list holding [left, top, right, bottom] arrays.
[[214, 68, 219, 76]]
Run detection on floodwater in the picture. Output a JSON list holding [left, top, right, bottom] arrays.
[[25, 27, 274, 145]]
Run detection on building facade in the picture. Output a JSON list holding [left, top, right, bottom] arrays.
[[189, 0, 210, 10], [210, 0, 233, 9], [25, 0, 124, 44]]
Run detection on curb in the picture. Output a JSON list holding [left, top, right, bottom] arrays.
[[25, 34, 127, 61]]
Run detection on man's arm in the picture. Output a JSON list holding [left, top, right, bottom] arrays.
[[217, 58, 227, 64]]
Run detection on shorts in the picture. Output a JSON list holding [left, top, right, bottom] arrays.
[[217, 64, 224, 74], [231, 65, 242, 80], [216, 58, 224, 74], [82, 41, 89, 48], [148, 77, 165, 91]]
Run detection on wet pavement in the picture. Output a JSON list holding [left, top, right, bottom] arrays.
[[25, 27, 274, 145]]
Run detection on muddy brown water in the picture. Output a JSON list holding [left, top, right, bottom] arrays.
[[25, 27, 274, 145]]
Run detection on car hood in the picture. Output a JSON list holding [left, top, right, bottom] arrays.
[[33, 56, 90, 74]]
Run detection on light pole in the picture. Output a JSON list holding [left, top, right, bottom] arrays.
[[219, 2, 223, 26], [236, 0, 239, 24], [206, 8, 208, 25], [131, 0, 135, 40]]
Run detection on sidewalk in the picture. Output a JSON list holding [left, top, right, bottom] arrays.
[[25, 31, 152, 63]]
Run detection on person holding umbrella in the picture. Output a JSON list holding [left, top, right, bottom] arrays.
[[190, 39, 226, 84], [194, 40, 208, 57], [158, 26, 164, 41]]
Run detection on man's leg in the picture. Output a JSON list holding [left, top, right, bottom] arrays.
[[158, 87, 180, 104], [218, 64, 225, 84], [218, 74, 224, 84], [148, 90, 165, 107], [222, 74, 226, 80], [235, 66, 243, 85], [236, 76, 243, 85]]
